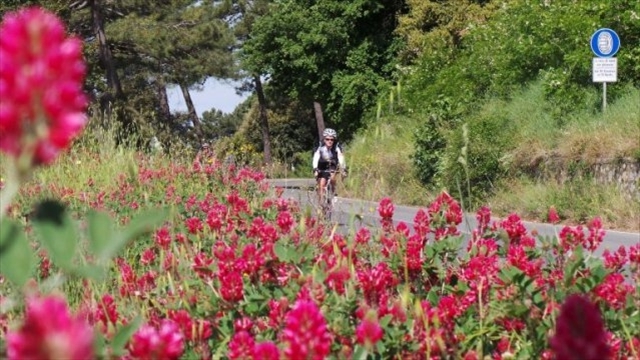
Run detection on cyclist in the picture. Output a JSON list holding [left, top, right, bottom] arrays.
[[312, 128, 347, 203]]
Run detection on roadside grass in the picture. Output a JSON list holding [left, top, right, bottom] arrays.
[[556, 86, 640, 162], [1, 122, 181, 216], [487, 177, 640, 232], [509, 84, 640, 165], [342, 113, 432, 205]]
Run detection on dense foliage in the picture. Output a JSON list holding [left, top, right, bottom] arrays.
[[406, 0, 640, 201]]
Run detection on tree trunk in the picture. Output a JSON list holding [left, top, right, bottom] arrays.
[[90, 0, 122, 99], [313, 101, 326, 140], [179, 82, 202, 137], [156, 78, 172, 126], [254, 75, 272, 165]]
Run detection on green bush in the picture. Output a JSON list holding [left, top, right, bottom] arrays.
[[412, 96, 465, 185], [438, 110, 514, 204]]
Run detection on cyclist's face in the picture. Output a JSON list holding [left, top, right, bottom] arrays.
[[324, 138, 335, 146]]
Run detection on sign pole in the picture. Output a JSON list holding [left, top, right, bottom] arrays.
[[602, 82, 607, 112]]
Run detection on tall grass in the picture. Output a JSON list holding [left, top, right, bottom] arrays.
[[0, 120, 182, 217], [343, 113, 431, 205], [487, 178, 639, 231], [556, 86, 640, 162], [508, 84, 640, 166]]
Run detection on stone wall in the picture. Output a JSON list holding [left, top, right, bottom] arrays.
[[531, 156, 640, 200]]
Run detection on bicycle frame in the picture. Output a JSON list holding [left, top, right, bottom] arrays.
[[316, 169, 337, 221]]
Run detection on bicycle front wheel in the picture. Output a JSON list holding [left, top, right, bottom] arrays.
[[323, 182, 334, 221]]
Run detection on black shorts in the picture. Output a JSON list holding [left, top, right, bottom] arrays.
[[316, 169, 336, 180]]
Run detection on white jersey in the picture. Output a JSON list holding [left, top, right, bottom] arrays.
[[312, 144, 345, 170]]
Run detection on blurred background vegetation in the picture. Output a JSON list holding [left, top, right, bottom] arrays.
[[1, 0, 638, 230]]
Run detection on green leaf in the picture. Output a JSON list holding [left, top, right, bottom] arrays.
[[121, 208, 169, 242], [99, 208, 168, 261], [274, 242, 290, 262], [380, 314, 393, 328], [352, 345, 368, 360], [499, 266, 523, 284], [244, 301, 259, 314], [93, 330, 106, 358], [31, 200, 78, 270], [74, 264, 105, 281], [563, 255, 584, 289], [0, 218, 35, 287], [111, 316, 142, 356], [87, 210, 115, 260]]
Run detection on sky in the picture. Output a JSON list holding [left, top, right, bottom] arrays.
[[166, 77, 249, 116]]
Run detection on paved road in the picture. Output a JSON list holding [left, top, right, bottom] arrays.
[[268, 178, 640, 257]]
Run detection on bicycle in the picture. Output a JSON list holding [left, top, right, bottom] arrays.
[[314, 168, 346, 222]]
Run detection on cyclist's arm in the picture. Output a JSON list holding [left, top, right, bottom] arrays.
[[337, 147, 346, 170], [312, 148, 320, 170]]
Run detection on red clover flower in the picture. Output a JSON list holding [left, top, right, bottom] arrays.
[[0, 6, 87, 167], [550, 294, 609, 360], [7, 295, 94, 360]]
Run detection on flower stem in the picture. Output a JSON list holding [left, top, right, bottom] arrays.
[[0, 162, 20, 221]]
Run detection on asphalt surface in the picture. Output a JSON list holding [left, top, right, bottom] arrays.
[[267, 178, 640, 258]]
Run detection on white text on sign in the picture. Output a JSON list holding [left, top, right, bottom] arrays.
[[592, 58, 618, 82]]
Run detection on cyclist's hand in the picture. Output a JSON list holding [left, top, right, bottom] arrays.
[[313, 168, 318, 178], [341, 168, 348, 178]]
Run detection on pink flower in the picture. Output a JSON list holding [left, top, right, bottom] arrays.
[[276, 210, 295, 233], [228, 330, 255, 359], [0, 7, 87, 165], [427, 191, 462, 240], [548, 206, 560, 224], [282, 299, 332, 360], [185, 216, 203, 234], [475, 206, 493, 234], [267, 297, 289, 328], [355, 227, 371, 245], [405, 234, 424, 273], [253, 341, 279, 360], [7, 295, 94, 360], [219, 270, 244, 302], [128, 319, 184, 360], [96, 294, 118, 328], [463, 350, 479, 360], [593, 273, 633, 310], [500, 213, 528, 245], [355, 312, 384, 348], [550, 294, 609, 360], [413, 209, 430, 238], [154, 226, 172, 250], [377, 197, 394, 218], [140, 248, 156, 266], [585, 217, 605, 252], [234, 317, 254, 333]]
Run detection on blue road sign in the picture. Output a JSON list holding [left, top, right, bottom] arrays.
[[591, 28, 620, 58]]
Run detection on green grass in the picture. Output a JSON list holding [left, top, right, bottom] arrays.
[[341, 113, 432, 205], [508, 84, 640, 166], [487, 177, 640, 231]]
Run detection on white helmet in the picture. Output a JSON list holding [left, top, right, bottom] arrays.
[[323, 128, 337, 139]]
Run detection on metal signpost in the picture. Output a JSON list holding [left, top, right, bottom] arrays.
[[590, 28, 620, 113]]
